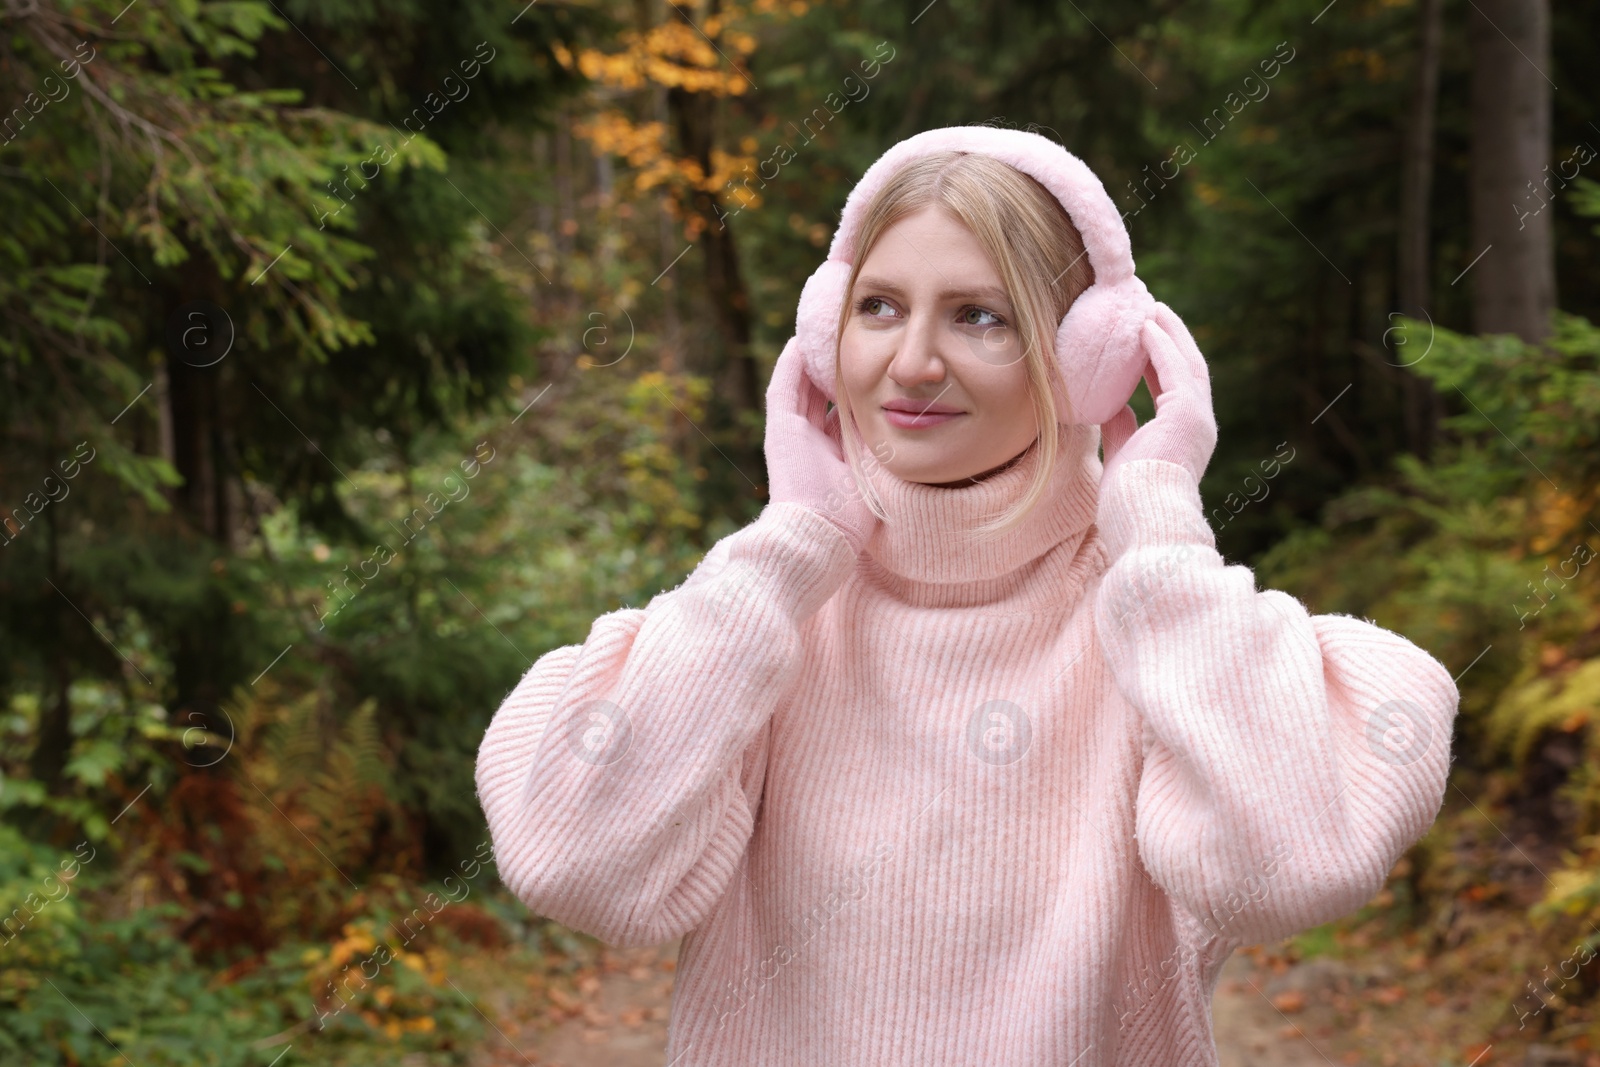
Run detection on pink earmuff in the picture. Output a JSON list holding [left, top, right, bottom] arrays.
[[793, 126, 1156, 428]]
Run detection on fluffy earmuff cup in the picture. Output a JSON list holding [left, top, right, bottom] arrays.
[[793, 259, 854, 404], [1052, 275, 1155, 427]]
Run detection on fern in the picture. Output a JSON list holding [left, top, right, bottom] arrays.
[[1483, 657, 1600, 773], [222, 680, 411, 942]]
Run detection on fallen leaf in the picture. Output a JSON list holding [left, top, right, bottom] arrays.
[[1271, 990, 1307, 1014]]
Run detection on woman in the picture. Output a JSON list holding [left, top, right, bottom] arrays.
[[475, 126, 1459, 1066]]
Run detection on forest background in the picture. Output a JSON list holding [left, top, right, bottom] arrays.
[[3, 0, 1600, 1063]]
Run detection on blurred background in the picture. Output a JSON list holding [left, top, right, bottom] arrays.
[[2, 0, 1598, 1063]]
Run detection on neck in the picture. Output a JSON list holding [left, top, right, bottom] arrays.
[[857, 421, 1104, 605], [921, 444, 1033, 489]]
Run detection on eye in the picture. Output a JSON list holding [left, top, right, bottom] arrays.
[[854, 296, 899, 318], [959, 306, 1007, 328]]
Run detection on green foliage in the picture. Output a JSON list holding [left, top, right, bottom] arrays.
[[1256, 311, 1600, 968], [0, 823, 489, 1065], [1288, 921, 1339, 961], [1484, 658, 1600, 777], [1, 675, 188, 843], [1257, 312, 1600, 697], [0, 0, 584, 864]]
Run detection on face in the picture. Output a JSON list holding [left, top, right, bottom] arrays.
[[838, 205, 1039, 487]]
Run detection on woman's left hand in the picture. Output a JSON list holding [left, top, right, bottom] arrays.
[[1098, 303, 1218, 495]]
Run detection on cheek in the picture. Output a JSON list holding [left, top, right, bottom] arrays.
[[978, 382, 1033, 423], [959, 325, 1016, 370], [1002, 364, 1033, 407], [837, 328, 881, 396], [956, 345, 1031, 407], [944, 322, 1026, 406]]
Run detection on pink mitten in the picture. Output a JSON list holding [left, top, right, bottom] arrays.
[[1099, 302, 1218, 495], [764, 338, 880, 555]]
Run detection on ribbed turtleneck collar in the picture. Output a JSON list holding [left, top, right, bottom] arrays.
[[857, 421, 1105, 603]]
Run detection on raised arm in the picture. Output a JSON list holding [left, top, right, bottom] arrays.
[[1093, 456, 1459, 949], [475, 502, 856, 947], [1090, 305, 1458, 950], [476, 338, 877, 947]]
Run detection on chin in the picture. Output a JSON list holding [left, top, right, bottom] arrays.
[[885, 454, 985, 486]]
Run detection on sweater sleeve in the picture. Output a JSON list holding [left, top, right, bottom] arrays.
[[475, 501, 856, 948], [1092, 458, 1460, 949]]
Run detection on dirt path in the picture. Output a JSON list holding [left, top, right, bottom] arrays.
[[471, 938, 680, 1067], [474, 939, 1352, 1066], [1210, 953, 1347, 1066]]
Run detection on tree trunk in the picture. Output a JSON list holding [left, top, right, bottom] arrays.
[[29, 495, 73, 790], [162, 283, 236, 748], [664, 2, 763, 483], [1398, 0, 1443, 459], [554, 104, 576, 264], [666, 83, 758, 407], [1468, 0, 1554, 342], [165, 336, 231, 544]]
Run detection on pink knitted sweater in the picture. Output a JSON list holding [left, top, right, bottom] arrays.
[[474, 420, 1459, 1066]]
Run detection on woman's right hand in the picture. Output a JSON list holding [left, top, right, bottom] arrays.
[[763, 338, 881, 556]]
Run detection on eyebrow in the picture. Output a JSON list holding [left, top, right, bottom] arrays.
[[853, 275, 1012, 306]]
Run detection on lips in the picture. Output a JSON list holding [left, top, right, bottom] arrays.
[[881, 405, 965, 429]]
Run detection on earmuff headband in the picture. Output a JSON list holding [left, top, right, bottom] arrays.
[[793, 126, 1158, 428]]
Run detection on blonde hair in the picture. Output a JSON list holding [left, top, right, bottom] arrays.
[[833, 150, 1096, 540]]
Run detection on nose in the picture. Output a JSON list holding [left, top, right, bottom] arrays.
[[885, 307, 949, 389]]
